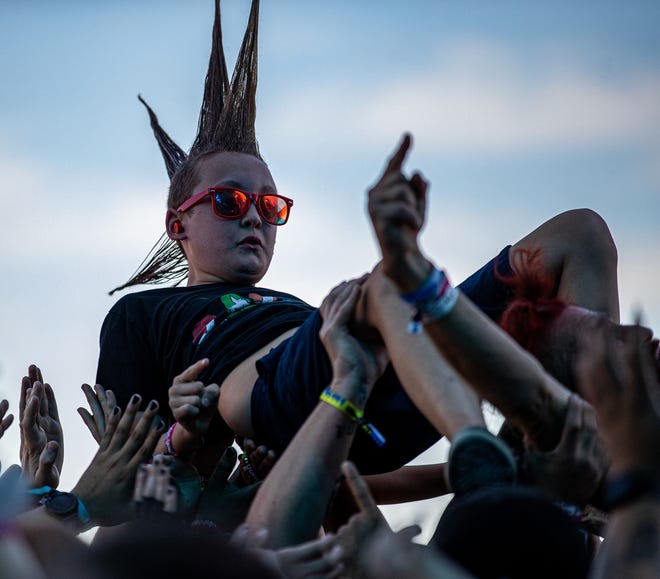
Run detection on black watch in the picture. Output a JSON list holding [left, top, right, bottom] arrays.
[[42, 491, 80, 522]]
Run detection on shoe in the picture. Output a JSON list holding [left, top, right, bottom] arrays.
[[447, 427, 517, 497]]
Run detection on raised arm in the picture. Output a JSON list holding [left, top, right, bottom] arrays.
[[577, 318, 660, 579], [245, 279, 388, 547]]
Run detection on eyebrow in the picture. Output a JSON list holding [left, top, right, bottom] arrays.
[[214, 180, 277, 194]]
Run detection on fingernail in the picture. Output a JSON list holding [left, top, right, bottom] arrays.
[[130, 394, 141, 405], [112, 406, 121, 416], [148, 400, 158, 411]]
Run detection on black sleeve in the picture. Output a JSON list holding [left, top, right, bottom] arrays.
[[96, 299, 170, 417]]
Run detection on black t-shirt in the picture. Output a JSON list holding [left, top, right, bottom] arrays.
[[96, 282, 315, 417]]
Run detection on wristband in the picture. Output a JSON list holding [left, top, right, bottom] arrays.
[[401, 267, 458, 334], [165, 422, 178, 456], [319, 388, 386, 447], [604, 470, 660, 511]]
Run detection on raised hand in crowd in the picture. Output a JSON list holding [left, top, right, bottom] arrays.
[[77, 383, 117, 444], [335, 461, 390, 578], [232, 438, 278, 487], [19, 365, 63, 488], [70, 394, 164, 528], [232, 524, 344, 579], [339, 461, 474, 579], [577, 318, 659, 476], [362, 525, 474, 579], [524, 393, 609, 507], [132, 454, 178, 524], [0, 398, 14, 439], [194, 446, 263, 532], [246, 280, 388, 547], [576, 317, 660, 579], [164, 358, 220, 457]]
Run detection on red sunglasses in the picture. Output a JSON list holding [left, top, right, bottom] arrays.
[[177, 187, 294, 226]]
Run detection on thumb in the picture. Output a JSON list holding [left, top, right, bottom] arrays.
[[173, 358, 210, 385]]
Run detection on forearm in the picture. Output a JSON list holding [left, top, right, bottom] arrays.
[[425, 293, 570, 450], [365, 464, 450, 504], [590, 498, 660, 579], [246, 377, 369, 548], [368, 285, 485, 439]]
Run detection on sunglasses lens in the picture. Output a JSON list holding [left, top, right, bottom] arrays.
[[259, 195, 289, 225], [213, 189, 248, 218]]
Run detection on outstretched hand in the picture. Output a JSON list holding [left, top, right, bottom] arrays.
[[78, 383, 117, 444], [576, 318, 660, 476], [335, 461, 391, 577], [19, 365, 63, 488], [0, 399, 14, 439], [525, 393, 609, 506], [367, 134, 430, 292], [232, 525, 344, 579], [195, 446, 262, 532], [72, 394, 165, 527]]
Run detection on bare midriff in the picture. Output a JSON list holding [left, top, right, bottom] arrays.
[[219, 326, 301, 436]]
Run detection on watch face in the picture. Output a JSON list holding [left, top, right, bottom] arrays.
[[47, 492, 78, 517]]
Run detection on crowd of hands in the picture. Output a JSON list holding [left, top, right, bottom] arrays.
[[0, 300, 658, 577]]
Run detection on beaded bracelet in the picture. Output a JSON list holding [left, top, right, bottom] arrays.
[[401, 266, 459, 334], [319, 388, 386, 447]]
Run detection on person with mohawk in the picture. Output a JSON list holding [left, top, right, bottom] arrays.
[[97, 0, 628, 504]]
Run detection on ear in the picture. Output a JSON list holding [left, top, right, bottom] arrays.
[[166, 209, 187, 240]]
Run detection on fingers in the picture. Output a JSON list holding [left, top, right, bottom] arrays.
[[201, 383, 220, 409], [277, 533, 344, 577], [124, 400, 164, 465], [243, 439, 277, 479], [107, 394, 143, 453], [99, 404, 122, 450], [28, 364, 44, 385], [0, 400, 13, 438], [19, 376, 30, 421], [80, 383, 105, 440], [557, 394, 583, 451], [38, 440, 59, 473], [173, 358, 210, 385], [382, 134, 412, 178], [340, 461, 382, 520], [22, 393, 43, 446], [77, 407, 101, 443], [44, 383, 60, 422], [207, 446, 237, 491], [320, 280, 361, 325], [134, 463, 147, 501]]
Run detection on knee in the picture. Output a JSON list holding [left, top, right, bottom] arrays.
[[557, 208, 618, 268]]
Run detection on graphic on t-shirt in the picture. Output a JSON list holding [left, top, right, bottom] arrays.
[[191, 292, 291, 345], [192, 314, 217, 345]]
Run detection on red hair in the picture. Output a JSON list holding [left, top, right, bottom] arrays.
[[497, 248, 567, 353]]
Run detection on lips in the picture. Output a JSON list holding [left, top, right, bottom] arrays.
[[239, 235, 262, 248]]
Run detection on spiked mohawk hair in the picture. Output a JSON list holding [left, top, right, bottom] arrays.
[[110, 0, 261, 295]]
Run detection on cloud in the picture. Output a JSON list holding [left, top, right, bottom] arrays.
[[0, 154, 164, 266], [262, 39, 660, 155]]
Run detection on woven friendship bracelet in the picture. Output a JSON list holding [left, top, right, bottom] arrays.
[[401, 267, 459, 334], [165, 422, 178, 456], [319, 388, 386, 447]]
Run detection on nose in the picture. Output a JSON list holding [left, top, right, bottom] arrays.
[[240, 199, 262, 228]]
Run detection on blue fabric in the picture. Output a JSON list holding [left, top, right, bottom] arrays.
[[251, 246, 514, 474]]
